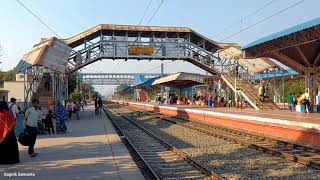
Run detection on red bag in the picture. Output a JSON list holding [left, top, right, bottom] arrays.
[[0, 111, 15, 144]]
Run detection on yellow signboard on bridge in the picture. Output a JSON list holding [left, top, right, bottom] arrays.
[[128, 46, 155, 55], [203, 78, 214, 85]]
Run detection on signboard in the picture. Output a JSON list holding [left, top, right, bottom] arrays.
[[128, 46, 155, 55], [203, 78, 214, 85]]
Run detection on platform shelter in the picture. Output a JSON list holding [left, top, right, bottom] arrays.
[[243, 17, 320, 104]]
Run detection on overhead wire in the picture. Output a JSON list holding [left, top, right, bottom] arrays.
[[139, 0, 153, 25], [112, 0, 155, 74], [220, 0, 305, 42], [15, 0, 61, 38], [113, 0, 166, 74], [146, 0, 165, 25], [141, 61, 178, 73], [212, 0, 277, 39], [15, 0, 66, 76]]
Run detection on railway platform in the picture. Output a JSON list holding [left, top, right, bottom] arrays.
[[0, 106, 144, 180], [115, 101, 320, 146]]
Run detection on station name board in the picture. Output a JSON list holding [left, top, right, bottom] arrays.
[[128, 46, 155, 55], [203, 78, 214, 85]]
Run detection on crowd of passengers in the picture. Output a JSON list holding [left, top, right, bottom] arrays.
[[0, 97, 87, 164], [156, 94, 243, 108]]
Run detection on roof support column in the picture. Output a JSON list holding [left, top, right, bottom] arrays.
[[305, 72, 315, 110]]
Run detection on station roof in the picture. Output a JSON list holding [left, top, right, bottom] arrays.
[[255, 69, 298, 79], [133, 74, 146, 85], [132, 78, 157, 90], [63, 24, 221, 52], [115, 86, 134, 94], [152, 72, 211, 88], [217, 43, 277, 73], [242, 17, 320, 74]]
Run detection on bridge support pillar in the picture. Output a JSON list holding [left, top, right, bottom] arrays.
[[51, 72, 66, 104]]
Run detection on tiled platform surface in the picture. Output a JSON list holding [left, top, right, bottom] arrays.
[[0, 106, 144, 180], [116, 101, 320, 146]]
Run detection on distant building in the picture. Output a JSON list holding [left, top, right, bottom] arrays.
[[0, 90, 9, 101], [0, 74, 25, 103]]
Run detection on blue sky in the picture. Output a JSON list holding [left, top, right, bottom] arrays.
[[0, 0, 319, 75]]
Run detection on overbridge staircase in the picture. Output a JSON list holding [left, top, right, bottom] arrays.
[[184, 47, 279, 111], [25, 72, 52, 110], [221, 69, 279, 111]]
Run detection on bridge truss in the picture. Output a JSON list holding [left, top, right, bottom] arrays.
[[65, 25, 223, 74], [18, 24, 283, 111], [78, 73, 165, 85]]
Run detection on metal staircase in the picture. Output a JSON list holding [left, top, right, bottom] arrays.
[[32, 73, 52, 110], [221, 69, 279, 111], [184, 46, 279, 111], [23, 67, 52, 109]]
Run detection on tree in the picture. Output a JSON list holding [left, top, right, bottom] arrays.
[[285, 79, 305, 96], [0, 70, 16, 88], [80, 82, 94, 99], [70, 90, 82, 102], [68, 72, 78, 95], [0, 70, 16, 81]]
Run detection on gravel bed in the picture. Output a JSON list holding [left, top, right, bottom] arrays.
[[109, 109, 210, 180], [112, 106, 320, 180]]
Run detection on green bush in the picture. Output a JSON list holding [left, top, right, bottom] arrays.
[[70, 91, 82, 102]]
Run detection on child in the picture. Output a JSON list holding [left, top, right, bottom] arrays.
[[44, 110, 55, 134]]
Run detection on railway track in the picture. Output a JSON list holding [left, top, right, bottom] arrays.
[[103, 106, 222, 180], [120, 104, 320, 170]]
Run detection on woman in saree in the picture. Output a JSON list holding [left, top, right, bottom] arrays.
[[0, 101, 20, 164]]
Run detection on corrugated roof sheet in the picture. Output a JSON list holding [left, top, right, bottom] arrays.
[[217, 44, 277, 73], [132, 78, 157, 90], [242, 17, 320, 49], [152, 72, 209, 87]]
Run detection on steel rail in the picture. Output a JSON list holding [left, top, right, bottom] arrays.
[[103, 107, 160, 180], [104, 105, 223, 180], [122, 104, 320, 170]]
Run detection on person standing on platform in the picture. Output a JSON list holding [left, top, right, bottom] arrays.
[[74, 101, 81, 120], [8, 98, 19, 121], [0, 101, 20, 164], [25, 99, 40, 157], [66, 100, 74, 120], [302, 91, 311, 113], [258, 84, 265, 102], [47, 98, 53, 111], [44, 110, 55, 134], [80, 99, 84, 112], [94, 97, 98, 115], [97, 97, 103, 115], [157, 95, 162, 106], [288, 93, 294, 112]]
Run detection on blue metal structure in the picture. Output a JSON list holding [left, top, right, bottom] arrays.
[[243, 17, 320, 49]]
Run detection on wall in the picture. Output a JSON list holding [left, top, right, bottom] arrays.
[[117, 101, 320, 146], [138, 90, 148, 102], [2, 81, 24, 102]]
